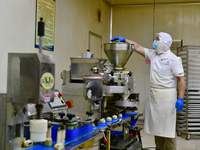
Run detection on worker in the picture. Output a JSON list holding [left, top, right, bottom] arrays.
[[111, 32, 185, 150]]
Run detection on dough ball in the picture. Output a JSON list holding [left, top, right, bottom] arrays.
[[118, 113, 123, 118], [112, 115, 118, 119], [112, 40, 120, 43], [100, 119, 105, 124], [106, 117, 112, 122]]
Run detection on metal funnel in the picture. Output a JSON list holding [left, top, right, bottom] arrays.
[[104, 43, 134, 70]]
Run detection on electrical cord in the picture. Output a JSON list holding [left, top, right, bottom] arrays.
[[75, 144, 99, 149]]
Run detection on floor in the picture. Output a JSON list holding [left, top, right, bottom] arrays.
[[140, 130, 200, 150], [82, 127, 200, 150]]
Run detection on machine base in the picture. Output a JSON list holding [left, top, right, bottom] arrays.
[[101, 136, 142, 150]]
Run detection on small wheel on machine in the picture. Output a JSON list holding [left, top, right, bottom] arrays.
[[177, 132, 181, 136], [186, 135, 190, 140]]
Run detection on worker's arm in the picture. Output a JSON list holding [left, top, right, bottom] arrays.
[[124, 39, 145, 57], [175, 76, 185, 112], [110, 37, 145, 57], [177, 76, 185, 99]]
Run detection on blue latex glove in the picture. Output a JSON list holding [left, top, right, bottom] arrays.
[[175, 98, 184, 112], [110, 37, 125, 42]]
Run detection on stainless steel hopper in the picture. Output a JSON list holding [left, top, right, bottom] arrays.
[[104, 43, 134, 71]]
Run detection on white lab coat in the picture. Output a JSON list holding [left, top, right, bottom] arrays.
[[143, 48, 184, 138]]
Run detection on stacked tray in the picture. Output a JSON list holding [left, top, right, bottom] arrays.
[[177, 45, 200, 140]]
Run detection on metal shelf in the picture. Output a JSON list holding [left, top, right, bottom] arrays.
[[177, 45, 200, 139]]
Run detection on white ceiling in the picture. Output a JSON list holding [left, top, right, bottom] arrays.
[[105, 0, 200, 5]]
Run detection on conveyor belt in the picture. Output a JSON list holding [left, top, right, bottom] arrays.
[[26, 112, 139, 150]]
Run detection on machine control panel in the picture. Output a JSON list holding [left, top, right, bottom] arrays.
[[49, 90, 67, 109]]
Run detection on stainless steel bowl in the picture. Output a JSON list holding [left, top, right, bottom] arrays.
[[104, 43, 134, 70]]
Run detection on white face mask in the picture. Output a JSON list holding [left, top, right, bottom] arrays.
[[155, 36, 170, 55]]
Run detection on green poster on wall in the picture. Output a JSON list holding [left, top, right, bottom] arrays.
[[35, 0, 55, 51]]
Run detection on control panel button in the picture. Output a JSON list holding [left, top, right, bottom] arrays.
[[59, 92, 63, 97], [66, 101, 73, 108], [49, 90, 67, 109]]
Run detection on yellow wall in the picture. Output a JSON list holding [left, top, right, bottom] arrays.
[[0, 0, 111, 92], [112, 3, 200, 117], [155, 3, 200, 44]]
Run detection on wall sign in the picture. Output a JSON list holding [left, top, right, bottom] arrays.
[[35, 0, 55, 51]]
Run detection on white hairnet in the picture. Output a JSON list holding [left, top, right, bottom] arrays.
[[158, 32, 172, 48]]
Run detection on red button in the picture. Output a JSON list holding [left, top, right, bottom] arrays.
[[129, 133, 133, 136], [66, 101, 73, 108], [59, 92, 63, 97], [104, 139, 108, 143]]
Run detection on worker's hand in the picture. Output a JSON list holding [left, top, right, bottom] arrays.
[[175, 98, 184, 112], [110, 37, 125, 42]]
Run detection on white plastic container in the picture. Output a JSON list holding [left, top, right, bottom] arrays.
[[30, 119, 48, 142]]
